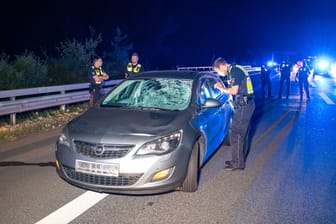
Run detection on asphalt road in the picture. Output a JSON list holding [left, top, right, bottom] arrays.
[[0, 73, 335, 224]]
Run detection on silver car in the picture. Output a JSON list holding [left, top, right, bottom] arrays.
[[56, 70, 233, 194]]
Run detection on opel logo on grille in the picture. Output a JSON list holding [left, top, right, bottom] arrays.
[[95, 145, 105, 155]]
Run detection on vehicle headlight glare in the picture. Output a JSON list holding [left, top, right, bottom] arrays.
[[58, 133, 70, 147], [316, 59, 330, 71], [144, 143, 156, 151], [160, 141, 170, 151], [136, 130, 182, 155]]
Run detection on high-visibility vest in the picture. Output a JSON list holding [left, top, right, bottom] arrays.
[[92, 66, 104, 84], [127, 63, 142, 73], [93, 66, 103, 75], [229, 65, 254, 95]]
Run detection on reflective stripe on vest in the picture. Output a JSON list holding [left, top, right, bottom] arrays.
[[127, 63, 141, 73], [236, 65, 254, 95], [92, 66, 103, 75], [92, 66, 103, 84]]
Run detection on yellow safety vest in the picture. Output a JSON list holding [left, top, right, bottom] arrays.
[[127, 63, 142, 73], [93, 66, 103, 75], [235, 65, 254, 95], [92, 66, 104, 84]]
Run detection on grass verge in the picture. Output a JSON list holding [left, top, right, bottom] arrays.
[[0, 103, 89, 141]]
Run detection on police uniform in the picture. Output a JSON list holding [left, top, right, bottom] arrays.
[[227, 64, 255, 170], [89, 66, 105, 105], [297, 63, 310, 100], [126, 62, 143, 78], [279, 60, 292, 99]]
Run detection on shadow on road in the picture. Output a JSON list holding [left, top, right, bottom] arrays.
[[0, 161, 56, 167]]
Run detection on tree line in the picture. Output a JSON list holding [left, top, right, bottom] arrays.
[[0, 27, 132, 90]]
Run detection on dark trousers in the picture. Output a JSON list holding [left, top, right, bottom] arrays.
[[279, 73, 290, 98], [299, 77, 310, 99], [261, 77, 272, 98], [90, 84, 103, 106], [230, 99, 255, 169]]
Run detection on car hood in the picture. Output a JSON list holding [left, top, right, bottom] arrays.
[[67, 107, 191, 138]]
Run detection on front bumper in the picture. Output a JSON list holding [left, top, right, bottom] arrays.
[[55, 142, 191, 195]]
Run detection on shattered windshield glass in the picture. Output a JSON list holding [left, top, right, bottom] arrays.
[[102, 78, 193, 110]]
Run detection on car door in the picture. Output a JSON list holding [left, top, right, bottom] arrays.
[[195, 77, 226, 161]]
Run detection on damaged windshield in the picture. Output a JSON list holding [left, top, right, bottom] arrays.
[[102, 78, 193, 110]]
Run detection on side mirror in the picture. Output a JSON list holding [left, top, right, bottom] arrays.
[[201, 98, 221, 108]]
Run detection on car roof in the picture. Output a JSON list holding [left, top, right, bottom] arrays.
[[128, 70, 216, 80]]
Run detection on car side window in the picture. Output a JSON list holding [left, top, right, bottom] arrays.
[[198, 81, 205, 105], [206, 77, 222, 99], [198, 80, 212, 105]]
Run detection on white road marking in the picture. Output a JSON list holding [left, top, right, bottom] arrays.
[[319, 92, 335, 105], [35, 191, 108, 224]]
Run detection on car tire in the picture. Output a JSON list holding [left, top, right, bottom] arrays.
[[181, 141, 199, 192]]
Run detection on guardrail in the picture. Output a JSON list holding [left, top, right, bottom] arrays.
[[0, 80, 123, 125], [177, 65, 261, 74]]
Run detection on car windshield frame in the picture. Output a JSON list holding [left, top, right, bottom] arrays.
[[101, 77, 193, 111]]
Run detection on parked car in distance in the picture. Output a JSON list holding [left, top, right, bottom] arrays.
[[55, 70, 233, 194]]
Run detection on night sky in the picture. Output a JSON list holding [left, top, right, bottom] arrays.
[[1, 0, 336, 68]]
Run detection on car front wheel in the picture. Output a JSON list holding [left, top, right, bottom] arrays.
[[181, 141, 199, 192]]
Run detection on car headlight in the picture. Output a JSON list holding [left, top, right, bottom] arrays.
[[58, 132, 71, 148], [136, 130, 182, 155], [317, 60, 329, 71]]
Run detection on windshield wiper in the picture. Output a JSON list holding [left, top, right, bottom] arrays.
[[102, 103, 179, 111], [144, 106, 180, 111], [101, 103, 132, 108]]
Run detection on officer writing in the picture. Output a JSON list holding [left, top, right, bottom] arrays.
[[296, 60, 311, 101], [124, 52, 144, 78], [213, 57, 255, 171], [89, 56, 109, 106], [260, 64, 272, 99]]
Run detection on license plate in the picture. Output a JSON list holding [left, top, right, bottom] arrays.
[[75, 160, 119, 177]]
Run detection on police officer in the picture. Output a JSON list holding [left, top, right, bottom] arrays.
[[260, 64, 272, 99], [278, 57, 292, 99], [213, 57, 255, 171], [297, 60, 311, 100], [89, 56, 109, 106], [124, 52, 143, 78]]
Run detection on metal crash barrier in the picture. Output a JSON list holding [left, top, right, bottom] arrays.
[[177, 65, 261, 74], [0, 80, 122, 125]]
